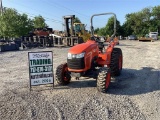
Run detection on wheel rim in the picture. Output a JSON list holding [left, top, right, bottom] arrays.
[[105, 72, 111, 88], [119, 55, 122, 70], [63, 66, 69, 81]]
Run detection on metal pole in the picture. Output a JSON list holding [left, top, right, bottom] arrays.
[[0, 0, 3, 16]]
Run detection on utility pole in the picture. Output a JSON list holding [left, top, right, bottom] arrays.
[[0, 0, 3, 16]]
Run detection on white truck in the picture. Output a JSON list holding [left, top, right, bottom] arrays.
[[149, 32, 158, 40]]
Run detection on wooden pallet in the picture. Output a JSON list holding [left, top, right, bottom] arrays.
[[138, 37, 154, 42]]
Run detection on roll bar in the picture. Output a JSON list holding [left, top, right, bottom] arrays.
[[90, 12, 117, 38]]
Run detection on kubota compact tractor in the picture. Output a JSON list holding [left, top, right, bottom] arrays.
[[55, 13, 123, 93]]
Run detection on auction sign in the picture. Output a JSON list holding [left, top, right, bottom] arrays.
[[28, 51, 54, 89]]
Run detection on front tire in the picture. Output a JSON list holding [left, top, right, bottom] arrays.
[[97, 67, 111, 93], [55, 63, 71, 85]]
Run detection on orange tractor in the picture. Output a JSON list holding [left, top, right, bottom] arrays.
[[55, 13, 123, 93]]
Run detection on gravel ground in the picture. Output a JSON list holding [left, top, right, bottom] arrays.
[[0, 40, 160, 120]]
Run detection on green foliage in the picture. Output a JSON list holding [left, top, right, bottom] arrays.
[[95, 5, 160, 37], [122, 8, 152, 36], [96, 17, 122, 37], [0, 8, 33, 38], [33, 15, 47, 28], [152, 6, 160, 19], [94, 28, 99, 34], [0, 8, 48, 38], [97, 27, 106, 36], [152, 6, 160, 33], [1, 5, 160, 39], [105, 16, 122, 36], [122, 6, 160, 37], [15, 14, 34, 37]]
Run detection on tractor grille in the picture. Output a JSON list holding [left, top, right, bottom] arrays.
[[67, 58, 85, 69]]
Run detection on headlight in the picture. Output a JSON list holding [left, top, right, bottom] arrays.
[[68, 53, 72, 59], [67, 52, 85, 59]]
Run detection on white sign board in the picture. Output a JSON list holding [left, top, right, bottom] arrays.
[[28, 51, 54, 87]]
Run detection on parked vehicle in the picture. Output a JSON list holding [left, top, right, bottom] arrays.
[[128, 35, 137, 40], [149, 32, 158, 40]]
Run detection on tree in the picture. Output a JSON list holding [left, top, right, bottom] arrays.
[[122, 13, 137, 36], [0, 8, 33, 38], [122, 7, 151, 37], [97, 27, 106, 36], [152, 5, 160, 19], [33, 15, 47, 28], [96, 16, 121, 37], [94, 28, 99, 34], [105, 16, 122, 36], [122, 21, 133, 37], [74, 17, 81, 23], [15, 14, 33, 37], [122, 6, 160, 37], [151, 5, 160, 33]]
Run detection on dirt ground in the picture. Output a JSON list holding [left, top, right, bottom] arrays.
[[0, 40, 160, 120]]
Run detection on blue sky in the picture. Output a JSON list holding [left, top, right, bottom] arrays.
[[2, 0, 159, 31]]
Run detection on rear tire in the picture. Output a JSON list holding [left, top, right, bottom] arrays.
[[97, 67, 111, 93], [110, 48, 123, 76], [55, 63, 71, 85]]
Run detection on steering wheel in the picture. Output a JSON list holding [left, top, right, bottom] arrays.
[[90, 36, 99, 42]]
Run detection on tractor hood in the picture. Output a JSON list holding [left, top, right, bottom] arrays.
[[68, 40, 96, 54]]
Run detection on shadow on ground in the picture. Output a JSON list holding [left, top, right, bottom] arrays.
[[58, 67, 160, 96]]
